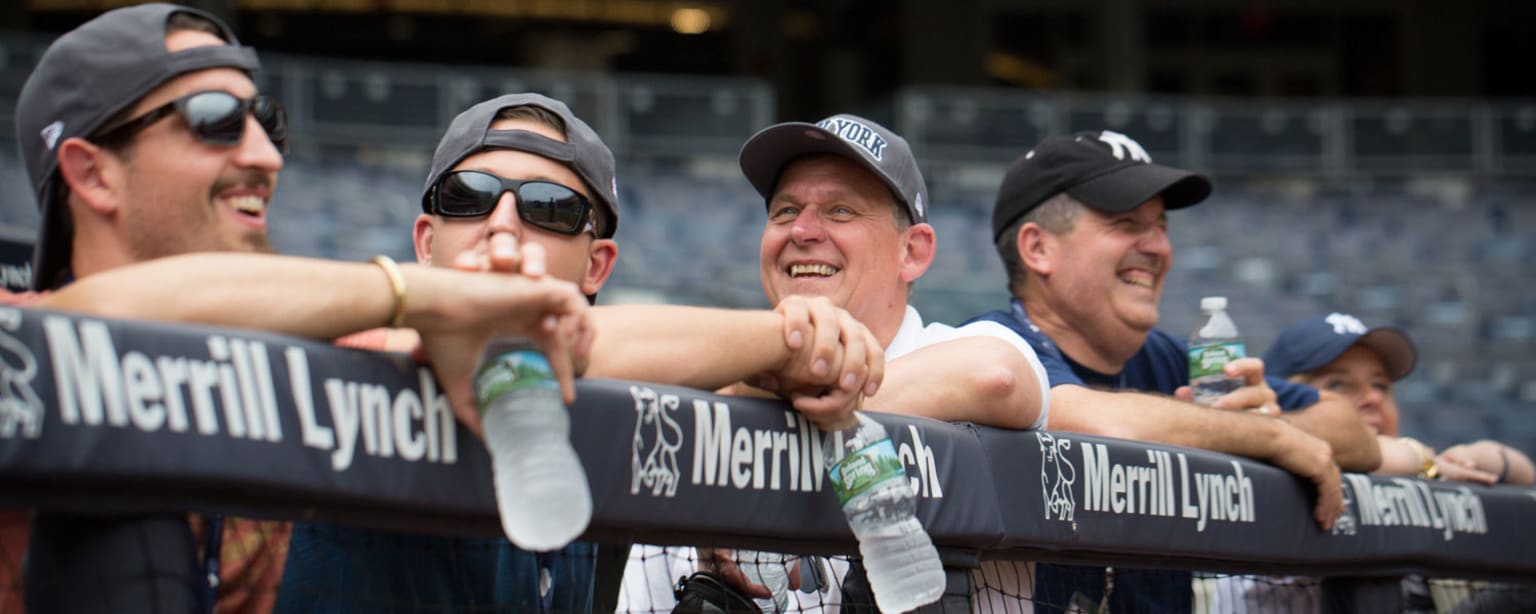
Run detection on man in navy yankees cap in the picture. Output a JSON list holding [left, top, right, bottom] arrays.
[[1265, 313, 1532, 485], [968, 129, 1380, 612]]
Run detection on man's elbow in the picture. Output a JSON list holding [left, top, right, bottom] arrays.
[[1309, 397, 1384, 472], [1335, 430, 1383, 472], [968, 360, 1042, 430]]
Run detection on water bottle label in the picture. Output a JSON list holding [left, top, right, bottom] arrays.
[[474, 350, 558, 416], [1188, 342, 1246, 379], [828, 439, 904, 505]]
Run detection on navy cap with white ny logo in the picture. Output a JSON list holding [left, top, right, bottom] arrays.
[[1263, 313, 1418, 381]]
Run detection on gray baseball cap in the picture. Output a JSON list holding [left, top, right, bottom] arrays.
[[423, 93, 619, 239], [16, 3, 260, 290], [739, 113, 928, 225]]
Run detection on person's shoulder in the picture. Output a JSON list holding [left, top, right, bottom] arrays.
[[1123, 328, 1187, 375], [1142, 328, 1187, 351], [950, 318, 1026, 344]]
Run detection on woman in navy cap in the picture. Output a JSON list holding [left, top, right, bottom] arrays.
[[1265, 312, 1532, 485]]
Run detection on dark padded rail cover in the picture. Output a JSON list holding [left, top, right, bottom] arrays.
[[0, 306, 1531, 580]]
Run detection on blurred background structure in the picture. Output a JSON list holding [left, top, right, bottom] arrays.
[[0, 0, 1532, 453]]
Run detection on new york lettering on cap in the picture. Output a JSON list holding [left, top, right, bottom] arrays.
[[816, 117, 888, 161], [739, 113, 929, 225]]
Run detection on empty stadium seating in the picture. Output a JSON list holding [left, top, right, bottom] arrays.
[[0, 31, 1528, 457]]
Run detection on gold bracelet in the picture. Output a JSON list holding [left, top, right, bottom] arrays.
[[1402, 437, 1439, 480], [371, 255, 407, 328]]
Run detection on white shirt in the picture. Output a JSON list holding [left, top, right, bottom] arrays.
[[884, 305, 1051, 430], [618, 304, 1054, 613]]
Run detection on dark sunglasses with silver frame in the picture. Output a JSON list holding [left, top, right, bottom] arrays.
[[423, 169, 597, 236], [91, 89, 288, 152]]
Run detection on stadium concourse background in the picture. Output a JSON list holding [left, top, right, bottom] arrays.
[[0, 1, 1535, 612]]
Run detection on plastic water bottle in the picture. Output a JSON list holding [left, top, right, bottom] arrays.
[[1188, 296, 1246, 405], [824, 413, 945, 613], [736, 550, 790, 613], [474, 339, 591, 552]]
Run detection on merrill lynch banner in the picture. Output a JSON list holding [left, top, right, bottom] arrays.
[[0, 306, 1533, 577]]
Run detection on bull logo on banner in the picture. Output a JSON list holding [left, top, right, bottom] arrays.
[[0, 307, 43, 439], [629, 385, 683, 497], [1332, 478, 1359, 536], [1037, 432, 1077, 522]]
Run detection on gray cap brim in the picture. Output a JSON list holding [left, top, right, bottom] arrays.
[[739, 122, 922, 223]]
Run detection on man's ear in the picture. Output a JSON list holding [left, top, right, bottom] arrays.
[[580, 238, 618, 296], [412, 214, 436, 265], [56, 137, 121, 215], [899, 223, 936, 283], [1017, 222, 1055, 277]]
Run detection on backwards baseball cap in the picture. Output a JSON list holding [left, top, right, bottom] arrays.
[[739, 113, 928, 225], [17, 3, 260, 290], [423, 93, 619, 239], [1263, 313, 1418, 381], [991, 130, 1212, 242]]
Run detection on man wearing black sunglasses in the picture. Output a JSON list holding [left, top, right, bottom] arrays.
[[8, 5, 596, 614], [271, 93, 888, 612], [412, 94, 881, 426]]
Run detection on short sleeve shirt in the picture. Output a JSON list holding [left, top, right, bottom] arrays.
[[886, 304, 1052, 430], [967, 299, 1318, 409]]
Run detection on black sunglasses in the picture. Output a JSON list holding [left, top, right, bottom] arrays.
[[425, 170, 595, 236], [92, 90, 288, 152]]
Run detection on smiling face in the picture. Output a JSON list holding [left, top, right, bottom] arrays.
[[1034, 197, 1171, 357], [759, 154, 932, 343], [1297, 344, 1402, 436], [413, 116, 617, 295], [101, 29, 283, 260]]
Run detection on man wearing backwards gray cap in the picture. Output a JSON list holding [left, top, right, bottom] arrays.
[[411, 94, 881, 430], [277, 94, 886, 612], [7, 5, 595, 612], [7, 5, 290, 612], [967, 130, 1379, 611]]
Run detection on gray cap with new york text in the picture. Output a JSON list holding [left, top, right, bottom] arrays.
[[423, 93, 620, 239], [16, 2, 260, 290], [739, 113, 929, 225]]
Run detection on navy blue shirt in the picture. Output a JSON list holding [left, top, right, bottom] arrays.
[[968, 299, 1318, 408], [966, 300, 1320, 613]]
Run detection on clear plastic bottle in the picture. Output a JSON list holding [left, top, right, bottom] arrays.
[[824, 413, 945, 613], [474, 339, 591, 552], [1188, 296, 1247, 405], [736, 550, 790, 613]]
